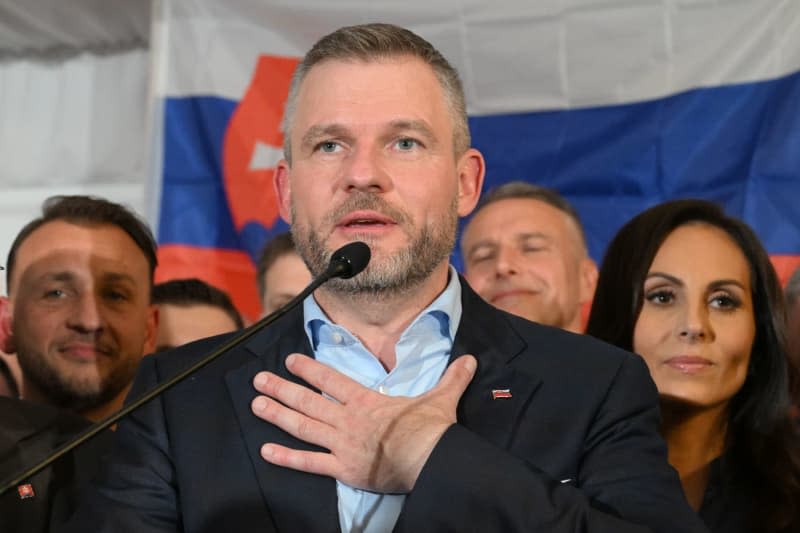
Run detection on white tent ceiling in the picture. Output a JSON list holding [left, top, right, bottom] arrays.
[[0, 1, 155, 285], [0, 0, 149, 55]]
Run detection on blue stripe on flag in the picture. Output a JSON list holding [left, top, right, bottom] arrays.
[[467, 69, 800, 263], [159, 96, 240, 249], [159, 73, 800, 270]]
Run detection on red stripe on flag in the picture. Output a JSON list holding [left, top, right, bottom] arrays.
[[770, 255, 800, 288], [223, 54, 299, 233], [156, 244, 259, 322]]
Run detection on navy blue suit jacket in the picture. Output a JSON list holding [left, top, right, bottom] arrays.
[[66, 279, 708, 532]]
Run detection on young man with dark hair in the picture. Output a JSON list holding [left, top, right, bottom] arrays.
[[0, 195, 156, 532], [152, 278, 243, 352], [0, 195, 158, 422]]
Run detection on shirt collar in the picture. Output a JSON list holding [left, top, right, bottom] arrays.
[[304, 266, 462, 351]]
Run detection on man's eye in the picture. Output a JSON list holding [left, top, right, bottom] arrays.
[[44, 289, 65, 299], [395, 138, 418, 151], [522, 245, 545, 253], [318, 141, 340, 153], [469, 252, 494, 264], [106, 291, 127, 301]]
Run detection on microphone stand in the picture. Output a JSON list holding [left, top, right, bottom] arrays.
[[0, 241, 370, 495]]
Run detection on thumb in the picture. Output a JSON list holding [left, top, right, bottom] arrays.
[[432, 354, 477, 405]]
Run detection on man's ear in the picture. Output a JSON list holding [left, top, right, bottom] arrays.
[[142, 304, 159, 357], [0, 296, 17, 354], [274, 160, 292, 224], [456, 148, 486, 217], [579, 257, 599, 304]]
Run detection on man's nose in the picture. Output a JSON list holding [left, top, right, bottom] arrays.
[[67, 294, 104, 333], [494, 247, 521, 277], [340, 146, 391, 193]]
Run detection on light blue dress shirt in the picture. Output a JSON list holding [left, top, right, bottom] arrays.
[[303, 268, 462, 533]]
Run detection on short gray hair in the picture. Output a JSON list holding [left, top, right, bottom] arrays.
[[472, 181, 589, 252], [281, 23, 470, 164]]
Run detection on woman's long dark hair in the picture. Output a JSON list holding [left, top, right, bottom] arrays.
[[586, 199, 800, 532]]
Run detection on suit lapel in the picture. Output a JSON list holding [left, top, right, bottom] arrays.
[[226, 308, 340, 533], [449, 279, 543, 450], [223, 280, 542, 531]]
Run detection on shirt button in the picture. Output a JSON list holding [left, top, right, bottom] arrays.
[[331, 332, 343, 344], [378, 385, 388, 395]]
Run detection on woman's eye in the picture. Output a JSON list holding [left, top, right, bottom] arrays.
[[711, 294, 740, 310], [645, 290, 674, 305]]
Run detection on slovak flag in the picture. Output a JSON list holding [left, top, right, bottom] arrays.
[[149, 1, 800, 321]]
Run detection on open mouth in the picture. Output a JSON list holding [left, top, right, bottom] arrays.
[[346, 219, 387, 227], [338, 211, 396, 229]]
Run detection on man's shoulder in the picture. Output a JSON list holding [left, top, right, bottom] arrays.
[[509, 312, 633, 365], [458, 278, 637, 379], [504, 312, 644, 390]]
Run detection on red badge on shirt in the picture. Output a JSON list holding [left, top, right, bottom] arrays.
[[491, 389, 512, 399], [17, 484, 35, 499]]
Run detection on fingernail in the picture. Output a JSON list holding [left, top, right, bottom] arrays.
[[261, 444, 274, 457], [285, 354, 296, 368], [464, 356, 477, 372], [253, 397, 267, 412], [254, 372, 269, 387]]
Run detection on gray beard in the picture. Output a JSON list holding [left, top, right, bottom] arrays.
[[291, 193, 458, 297]]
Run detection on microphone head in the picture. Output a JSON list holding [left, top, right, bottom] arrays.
[[327, 241, 371, 279]]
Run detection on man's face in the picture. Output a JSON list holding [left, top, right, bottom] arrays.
[[275, 56, 483, 296], [462, 198, 596, 332], [4, 221, 156, 416], [260, 251, 312, 316], [156, 303, 239, 352]]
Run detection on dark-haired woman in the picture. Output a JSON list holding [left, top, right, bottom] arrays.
[[586, 199, 800, 532]]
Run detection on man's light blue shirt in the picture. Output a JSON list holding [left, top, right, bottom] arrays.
[[303, 268, 462, 533]]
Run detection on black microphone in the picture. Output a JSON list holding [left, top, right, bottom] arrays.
[[325, 240, 371, 279], [0, 241, 371, 495]]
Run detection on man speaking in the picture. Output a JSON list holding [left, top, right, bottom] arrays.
[[66, 23, 706, 533]]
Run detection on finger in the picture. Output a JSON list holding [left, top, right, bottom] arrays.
[[430, 354, 477, 405], [251, 395, 336, 450], [260, 442, 340, 479], [284, 353, 366, 404], [253, 371, 343, 424]]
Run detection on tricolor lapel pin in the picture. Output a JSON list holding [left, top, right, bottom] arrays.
[[491, 389, 512, 400]]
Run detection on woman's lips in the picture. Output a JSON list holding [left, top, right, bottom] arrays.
[[663, 356, 714, 374]]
